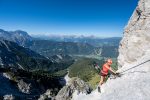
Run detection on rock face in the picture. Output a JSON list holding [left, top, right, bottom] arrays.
[[55, 78, 92, 100], [0, 29, 32, 47], [0, 69, 64, 100], [38, 89, 52, 100], [3, 94, 15, 100], [3, 73, 31, 94], [17, 79, 31, 94], [118, 0, 150, 67], [72, 0, 150, 100]]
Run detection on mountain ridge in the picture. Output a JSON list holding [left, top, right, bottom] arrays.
[[0, 29, 32, 47], [0, 29, 120, 58], [0, 38, 74, 72]]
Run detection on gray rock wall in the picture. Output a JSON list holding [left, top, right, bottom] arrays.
[[72, 0, 150, 100], [118, 0, 150, 67]]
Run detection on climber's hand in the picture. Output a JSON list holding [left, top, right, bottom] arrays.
[[115, 72, 121, 77], [115, 72, 119, 75]]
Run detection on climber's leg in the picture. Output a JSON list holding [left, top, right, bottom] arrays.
[[99, 76, 104, 86], [98, 76, 105, 93]]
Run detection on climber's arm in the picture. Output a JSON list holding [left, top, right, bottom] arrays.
[[105, 65, 116, 74]]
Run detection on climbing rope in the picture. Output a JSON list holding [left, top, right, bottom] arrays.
[[119, 60, 150, 74], [110, 60, 150, 79]]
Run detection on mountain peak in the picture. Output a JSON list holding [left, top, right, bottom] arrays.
[[0, 29, 4, 32], [13, 30, 29, 36], [0, 29, 32, 46]]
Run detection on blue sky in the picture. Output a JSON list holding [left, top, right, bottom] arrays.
[[0, 0, 138, 37]]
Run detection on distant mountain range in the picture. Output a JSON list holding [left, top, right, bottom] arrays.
[[0, 29, 121, 58], [33, 34, 121, 47]]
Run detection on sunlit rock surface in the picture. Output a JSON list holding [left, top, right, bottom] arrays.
[[55, 78, 92, 100], [72, 0, 150, 100]]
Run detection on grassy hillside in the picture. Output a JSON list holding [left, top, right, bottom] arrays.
[[68, 57, 118, 89], [68, 58, 104, 88]]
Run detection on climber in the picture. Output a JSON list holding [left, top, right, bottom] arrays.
[[98, 58, 118, 92]]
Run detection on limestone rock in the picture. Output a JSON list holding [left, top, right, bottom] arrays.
[[118, 0, 150, 67], [72, 0, 150, 100], [17, 79, 31, 94], [38, 89, 52, 100], [55, 78, 92, 100], [3, 94, 15, 100]]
